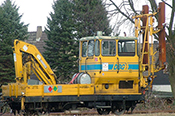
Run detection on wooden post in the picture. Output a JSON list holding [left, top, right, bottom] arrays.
[[142, 5, 149, 64], [158, 2, 166, 67]]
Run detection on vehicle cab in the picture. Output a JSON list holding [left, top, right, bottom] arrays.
[[79, 32, 140, 94]]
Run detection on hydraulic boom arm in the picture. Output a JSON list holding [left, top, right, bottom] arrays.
[[13, 39, 57, 85]]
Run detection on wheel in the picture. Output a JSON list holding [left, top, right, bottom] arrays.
[[1, 103, 9, 114], [12, 109, 19, 115], [19, 110, 25, 115], [97, 108, 110, 115], [130, 104, 136, 114], [37, 110, 49, 116], [112, 108, 125, 115], [24, 111, 32, 116]]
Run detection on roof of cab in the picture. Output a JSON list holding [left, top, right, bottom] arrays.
[[80, 36, 137, 41]]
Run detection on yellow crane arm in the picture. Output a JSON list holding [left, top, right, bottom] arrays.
[[13, 39, 57, 85]]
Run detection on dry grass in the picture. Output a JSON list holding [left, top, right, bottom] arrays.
[[135, 94, 175, 111], [121, 113, 175, 116]]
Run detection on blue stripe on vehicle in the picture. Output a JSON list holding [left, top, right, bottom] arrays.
[[81, 64, 114, 70], [109, 64, 113, 70], [81, 64, 101, 70], [128, 64, 139, 70], [81, 64, 138, 70], [81, 64, 139, 70]]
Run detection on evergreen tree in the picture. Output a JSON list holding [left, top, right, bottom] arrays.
[[0, 42, 14, 85], [74, 0, 112, 38], [0, 0, 28, 85], [0, 7, 14, 85], [44, 0, 78, 81], [44, 0, 111, 81], [1, 0, 28, 44]]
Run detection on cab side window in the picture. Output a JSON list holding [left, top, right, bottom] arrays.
[[95, 40, 100, 56], [88, 40, 94, 56], [118, 40, 135, 56], [102, 40, 116, 56], [82, 41, 87, 57]]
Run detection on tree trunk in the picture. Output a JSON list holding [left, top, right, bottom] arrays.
[[167, 43, 175, 98], [169, 70, 175, 99]]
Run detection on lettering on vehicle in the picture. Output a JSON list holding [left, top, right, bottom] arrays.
[[113, 63, 126, 70]]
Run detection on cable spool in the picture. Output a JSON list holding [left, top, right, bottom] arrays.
[[70, 73, 91, 84], [78, 73, 91, 84]]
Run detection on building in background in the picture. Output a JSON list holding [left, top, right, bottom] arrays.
[[26, 26, 48, 54]]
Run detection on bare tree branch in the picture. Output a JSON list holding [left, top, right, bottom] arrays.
[[123, 1, 130, 16], [148, 0, 157, 12], [161, 0, 173, 9], [168, 0, 175, 37], [128, 0, 138, 15], [109, 0, 134, 24], [108, 9, 118, 13]]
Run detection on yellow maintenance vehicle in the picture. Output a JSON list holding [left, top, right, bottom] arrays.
[[1, 3, 166, 115]]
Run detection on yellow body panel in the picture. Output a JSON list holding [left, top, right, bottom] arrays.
[[2, 83, 26, 97], [26, 84, 94, 96], [94, 83, 139, 94], [2, 83, 94, 97], [2, 82, 141, 98]]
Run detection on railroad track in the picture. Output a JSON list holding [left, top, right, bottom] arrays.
[[1, 109, 175, 115], [49, 109, 175, 115]]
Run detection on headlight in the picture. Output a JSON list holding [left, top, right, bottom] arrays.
[[21, 92, 25, 95]]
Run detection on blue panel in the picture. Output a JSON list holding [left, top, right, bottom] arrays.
[[128, 64, 139, 70], [44, 86, 53, 93], [81, 64, 101, 70], [109, 64, 113, 70], [58, 86, 62, 93], [87, 64, 101, 70], [81, 65, 85, 70]]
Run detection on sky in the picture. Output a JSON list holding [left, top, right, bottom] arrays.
[[0, 0, 173, 34], [0, 0, 55, 32]]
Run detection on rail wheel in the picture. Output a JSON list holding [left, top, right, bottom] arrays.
[[97, 108, 110, 115], [24, 111, 32, 116], [112, 108, 125, 115], [12, 109, 19, 115], [112, 102, 126, 115]]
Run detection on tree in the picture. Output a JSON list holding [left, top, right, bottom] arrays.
[[0, 7, 14, 85], [108, 0, 175, 97], [0, 43, 14, 85], [1, 0, 28, 43], [164, 0, 175, 99], [74, 0, 112, 38], [44, 0, 112, 82], [44, 0, 78, 82], [0, 0, 28, 85]]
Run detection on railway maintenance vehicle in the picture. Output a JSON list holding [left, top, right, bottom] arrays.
[[1, 2, 166, 115]]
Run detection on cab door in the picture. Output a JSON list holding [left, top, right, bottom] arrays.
[[116, 39, 139, 91], [79, 39, 100, 83], [117, 39, 138, 73]]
